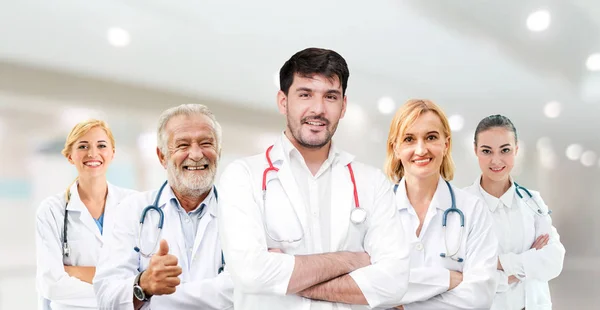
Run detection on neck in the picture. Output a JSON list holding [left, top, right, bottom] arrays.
[[285, 131, 330, 175], [404, 174, 439, 211], [480, 175, 511, 198], [173, 187, 211, 213], [77, 175, 108, 213]]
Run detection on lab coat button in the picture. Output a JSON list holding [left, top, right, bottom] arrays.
[[415, 243, 424, 251]]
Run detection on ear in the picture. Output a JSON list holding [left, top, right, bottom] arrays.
[[339, 95, 348, 119], [67, 154, 74, 165], [277, 90, 287, 115], [473, 142, 477, 156], [156, 147, 168, 169], [392, 141, 401, 159], [443, 135, 451, 156], [515, 144, 519, 157]]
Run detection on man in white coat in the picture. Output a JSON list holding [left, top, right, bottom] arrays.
[[93, 104, 233, 309], [218, 47, 411, 310]]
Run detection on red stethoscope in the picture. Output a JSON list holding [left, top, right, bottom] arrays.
[[261, 145, 366, 243]]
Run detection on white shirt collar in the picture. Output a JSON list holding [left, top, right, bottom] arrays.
[[396, 176, 453, 212], [475, 176, 515, 212]]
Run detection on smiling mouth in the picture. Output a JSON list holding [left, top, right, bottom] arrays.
[[184, 164, 208, 171], [84, 161, 102, 167], [490, 167, 505, 172], [412, 158, 432, 164]]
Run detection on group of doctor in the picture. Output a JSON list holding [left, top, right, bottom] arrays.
[[35, 47, 565, 310]]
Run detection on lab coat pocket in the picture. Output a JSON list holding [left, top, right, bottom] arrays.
[[63, 240, 97, 266], [263, 181, 304, 249]]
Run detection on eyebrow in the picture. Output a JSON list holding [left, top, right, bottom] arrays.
[[77, 140, 107, 144], [404, 131, 439, 136], [480, 144, 511, 149], [295, 87, 342, 96]]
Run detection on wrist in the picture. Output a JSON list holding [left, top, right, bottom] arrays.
[[133, 271, 152, 301]]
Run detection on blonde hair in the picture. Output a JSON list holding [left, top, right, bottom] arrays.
[[384, 99, 455, 183], [61, 119, 115, 201]]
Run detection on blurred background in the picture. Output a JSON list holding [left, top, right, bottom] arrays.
[[0, 0, 598, 308]]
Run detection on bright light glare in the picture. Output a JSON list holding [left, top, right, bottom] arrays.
[[448, 114, 465, 132], [377, 97, 395, 114], [527, 10, 551, 32], [107, 27, 130, 47], [543, 101, 561, 118], [565, 144, 583, 161]]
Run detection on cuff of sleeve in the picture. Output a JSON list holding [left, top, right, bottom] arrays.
[[349, 268, 381, 309], [495, 271, 509, 293], [275, 253, 296, 296], [499, 253, 523, 277]]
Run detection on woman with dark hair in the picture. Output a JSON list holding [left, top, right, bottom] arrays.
[[464, 114, 565, 310]]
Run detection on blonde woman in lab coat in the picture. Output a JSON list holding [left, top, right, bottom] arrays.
[[384, 99, 498, 310], [35, 119, 136, 310], [463, 115, 565, 310]]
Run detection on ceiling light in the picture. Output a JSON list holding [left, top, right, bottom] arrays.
[[586, 53, 600, 72], [107, 27, 130, 47], [581, 150, 597, 167], [526, 10, 551, 32], [377, 97, 395, 114], [565, 144, 583, 161], [448, 114, 465, 132], [543, 101, 561, 118], [539, 151, 557, 170]]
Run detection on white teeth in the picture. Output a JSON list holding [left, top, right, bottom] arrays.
[[414, 159, 431, 164], [307, 122, 324, 126], [186, 166, 206, 171], [85, 162, 101, 167], [491, 167, 504, 171]]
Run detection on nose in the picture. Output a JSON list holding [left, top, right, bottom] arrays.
[[188, 143, 205, 161], [414, 140, 427, 156], [310, 97, 326, 115], [88, 146, 98, 158]]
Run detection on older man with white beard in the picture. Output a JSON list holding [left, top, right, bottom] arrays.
[[93, 104, 234, 310]]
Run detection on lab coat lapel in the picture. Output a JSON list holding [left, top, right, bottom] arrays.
[[101, 183, 118, 243], [276, 160, 309, 232], [163, 205, 189, 271], [191, 191, 216, 262], [67, 184, 102, 242], [330, 154, 355, 251]]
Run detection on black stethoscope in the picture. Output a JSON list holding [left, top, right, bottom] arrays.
[[394, 180, 465, 262], [262, 145, 365, 244]]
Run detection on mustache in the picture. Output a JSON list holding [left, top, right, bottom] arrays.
[[302, 116, 329, 125], [181, 159, 212, 167]]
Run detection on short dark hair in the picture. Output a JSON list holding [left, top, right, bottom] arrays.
[[474, 114, 518, 145], [279, 47, 350, 95]]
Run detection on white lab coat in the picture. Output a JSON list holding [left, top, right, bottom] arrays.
[[35, 182, 136, 310], [464, 178, 565, 310], [394, 177, 497, 310], [218, 136, 411, 310], [92, 183, 234, 310]]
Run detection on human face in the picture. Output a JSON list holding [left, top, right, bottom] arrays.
[[474, 127, 517, 183], [394, 111, 449, 180], [158, 114, 218, 197], [277, 74, 347, 149], [68, 126, 114, 179]]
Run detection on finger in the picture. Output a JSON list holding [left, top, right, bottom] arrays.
[[157, 239, 170, 256], [160, 266, 183, 277], [161, 255, 179, 266], [162, 276, 181, 287]]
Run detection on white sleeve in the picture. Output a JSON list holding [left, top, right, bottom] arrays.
[[404, 198, 497, 310], [348, 172, 411, 309], [93, 195, 141, 310], [218, 160, 296, 295], [149, 271, 234, 309], [35, 198, 97, 308], [499, 192, 565, 281], [396, 266, 450, 304]]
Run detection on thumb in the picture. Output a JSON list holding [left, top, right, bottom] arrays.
[[157, 239, 169, 256]]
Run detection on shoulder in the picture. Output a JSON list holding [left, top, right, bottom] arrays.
[[109, 184, 139, 200], [36, 192, 64, 219], [452, 184, 487, 215], [462, 182, 480, 197], [220, 153, 264, 180]]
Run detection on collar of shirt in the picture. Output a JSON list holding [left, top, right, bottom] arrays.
[[66, 181, 116, 212], [475, 176, 516, 212], [157, 182, 218, 218], [280, 131, 340, 178], [396, 176, 453, 213]]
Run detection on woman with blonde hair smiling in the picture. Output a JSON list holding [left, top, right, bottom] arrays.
[[35, 119, 136, 310], [384, 99, 497, 309]]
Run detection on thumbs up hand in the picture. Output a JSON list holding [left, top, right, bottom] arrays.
[[139, 239, 183, 296]]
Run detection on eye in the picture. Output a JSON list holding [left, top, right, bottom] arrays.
[[482, 149, 491, 154], [403, 136, 413, 143], [77, 145, 88, 149], [325, 94, 338, 100], [501, 148, 511, 153], [98, 144, 107, 149], [426, 135, 438, 141], [299, 93, 310, 98], [177, 143, 189, 149]]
